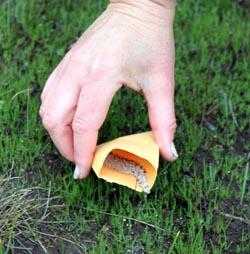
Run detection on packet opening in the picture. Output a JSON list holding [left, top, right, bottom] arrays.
[[100, 149, 155, 193]]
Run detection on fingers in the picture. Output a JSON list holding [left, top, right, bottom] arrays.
[[41, 70, 120, 179], [40, 70, 82, 162], [143, 74, 177, 161], [72, 81, 120, 179]]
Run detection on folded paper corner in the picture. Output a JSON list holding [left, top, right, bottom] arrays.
[[92, 132, 159, 193]]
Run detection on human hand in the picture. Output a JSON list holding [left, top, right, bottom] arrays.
[[40, 0, 178, 179]]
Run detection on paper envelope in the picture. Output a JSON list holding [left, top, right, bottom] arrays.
[[92, 131, 159, 193]]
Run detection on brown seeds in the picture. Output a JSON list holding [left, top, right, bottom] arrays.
[[103, 153, 150, 194]]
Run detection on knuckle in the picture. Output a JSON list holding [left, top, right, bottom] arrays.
[[39, 106, 44, 117], [61, 52, 84, 80], [64, 59, 82, 78], [70, 49, 117, 81], [89, 57, 115, 81], [90, 65, 109, 81], [167, 116, 177, 131], [42, 114, 59, 131], [161, 115, 177, 132], [171, 120, 177, 132], [72, 118, 94, 134], [40, 92, 45, 102]]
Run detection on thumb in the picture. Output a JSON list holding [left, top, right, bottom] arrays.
[[143, 75, 178, 161]]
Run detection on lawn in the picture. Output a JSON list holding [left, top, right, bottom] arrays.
[[0, 0, 249, 253]]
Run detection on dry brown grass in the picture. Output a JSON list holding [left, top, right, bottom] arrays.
[[0, 172, 86, 254], [0, 172, 51, 253]]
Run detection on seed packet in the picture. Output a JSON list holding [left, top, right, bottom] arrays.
[[92, 132, 159, 193]]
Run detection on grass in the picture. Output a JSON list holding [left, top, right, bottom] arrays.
[[0, 0, 249, 253]]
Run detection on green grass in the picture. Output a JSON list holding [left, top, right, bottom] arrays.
[[0, 0, 249, 253]]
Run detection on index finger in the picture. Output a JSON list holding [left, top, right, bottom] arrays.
[[72, 81, 120, 179]]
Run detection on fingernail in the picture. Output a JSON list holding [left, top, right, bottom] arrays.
[[171, 142, 178, 158], [73, 165, 80, 179]]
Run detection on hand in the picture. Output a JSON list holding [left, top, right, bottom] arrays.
[[39, 0, 178, 179]]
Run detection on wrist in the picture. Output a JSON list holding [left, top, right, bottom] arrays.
[[108, 0, 176, 26]]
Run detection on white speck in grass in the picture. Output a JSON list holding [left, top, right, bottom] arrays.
[[103, 153, 150, 194], [205, 121, 217, 131]]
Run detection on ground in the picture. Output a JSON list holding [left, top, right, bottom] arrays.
[[0, 0, 249, 253]]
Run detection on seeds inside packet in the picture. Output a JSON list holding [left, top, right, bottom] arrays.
[[103, 152, 150, 194]]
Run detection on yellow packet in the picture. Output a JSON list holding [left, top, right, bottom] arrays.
[[92, 132, 159, 193]]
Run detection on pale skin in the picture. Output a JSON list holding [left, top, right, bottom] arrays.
[[39, 0, 178, 179]]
